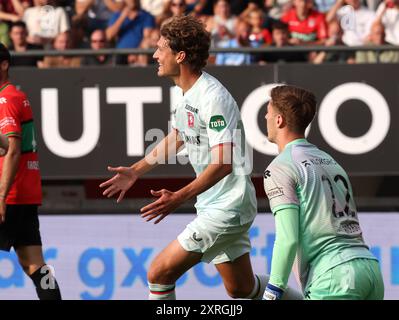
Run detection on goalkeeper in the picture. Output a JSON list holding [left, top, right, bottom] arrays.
[[262, 85, 384, 300]]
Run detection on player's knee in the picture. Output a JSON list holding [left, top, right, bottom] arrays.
[[147, 264, 175, 284]]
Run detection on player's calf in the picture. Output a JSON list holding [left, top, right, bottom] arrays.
[[29, 265, 62, 300]]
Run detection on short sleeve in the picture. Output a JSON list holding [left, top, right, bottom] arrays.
[[58, 8, 70, 33], [316, 14, 328, 40], [108, 12, 119, 27], [171, 108, 177, 130], [264, 162, 300, 214], [376, 3, 387, 24], [0, 96, 22, 137], [281, 11, 290, 24], [201, 95, 237, 148], [144, 12, 156, 29]]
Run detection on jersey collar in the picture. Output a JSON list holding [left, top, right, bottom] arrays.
[[0, 82, 10, 92], [182, 72, 205, 99], [285, 138, 308, 148]]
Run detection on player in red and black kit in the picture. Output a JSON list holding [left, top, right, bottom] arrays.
[[0, 43, 61, 300], [281, 0, 328, 45]]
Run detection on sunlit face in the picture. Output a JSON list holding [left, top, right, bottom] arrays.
[[90, 31, 106, 50], [54, 33, 70, 51], [10, 26, 27, 46], [249, 12, 263, 28], [124, 0, 139, 9], [171, 0, 186, 15], [272, 29, 289, 46], [265, 101, 278, 143], [214, 0, 230, 17], [294, 0, 310, 15], [152, 36, 180, 77]]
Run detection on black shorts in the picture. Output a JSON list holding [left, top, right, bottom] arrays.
[[0, 205, 42, 252]]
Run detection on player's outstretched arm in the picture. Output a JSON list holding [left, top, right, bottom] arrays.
[[140, 143, 233, 224], [99, 129, 183, 203]]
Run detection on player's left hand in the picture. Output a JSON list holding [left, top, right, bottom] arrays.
[[140, 189, 183, 224]]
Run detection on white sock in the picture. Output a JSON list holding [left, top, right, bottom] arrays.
[[148, 282, 176, 300], [246, 274, 270, 300]]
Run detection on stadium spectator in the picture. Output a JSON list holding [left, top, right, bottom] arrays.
[[157, 0, 187, 27], [23, 0, 70, 47], [326, 0, 376, 46], [240, 0, 262, 21], [247, 8, 273, 45], [106, 0, 155, 51], [9, 21, 43, 67], [311, 20, 355, 63], [281, 0, 328, 45], [355, 21, 399, 63], [39, 31, 81, 68], [206, 0, 237, 47], [264, 20, 308, 63], [215, 19, 252, 65], [0, 0, 32, 23], [73, 0, 124, 33], [82, 29, 112, 66], [246, 8, 272, 62], [374, 0, 399, 45], [0, 0, 31, 47]]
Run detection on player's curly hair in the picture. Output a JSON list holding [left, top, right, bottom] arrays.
[[270, 85, 317, 133], [160, 15, 210, 73]]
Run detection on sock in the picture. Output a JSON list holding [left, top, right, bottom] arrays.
[[29, 265, 62, 300], [148, 282, 176, 300], [245, 274, 270, 300]]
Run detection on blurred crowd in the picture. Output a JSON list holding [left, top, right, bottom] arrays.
[[2, 0, 399, 67]]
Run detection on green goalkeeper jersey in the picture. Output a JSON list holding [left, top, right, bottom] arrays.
[[264, 139, 377, 291]]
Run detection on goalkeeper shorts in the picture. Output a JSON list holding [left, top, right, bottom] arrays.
[[304, 258, 384, 300]]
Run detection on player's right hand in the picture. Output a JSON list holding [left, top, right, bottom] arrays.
[[99, 166, 138, 203]]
